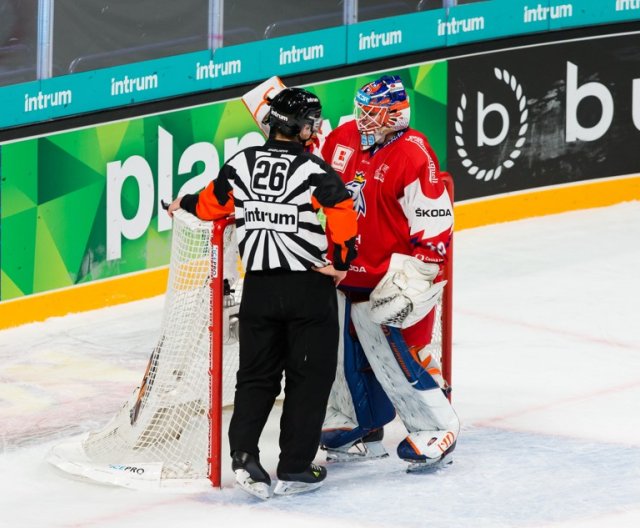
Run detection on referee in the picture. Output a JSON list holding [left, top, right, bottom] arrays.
[[168, 87, 357, 499]]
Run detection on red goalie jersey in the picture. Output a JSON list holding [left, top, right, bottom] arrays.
[[321, 119, 453, 291]]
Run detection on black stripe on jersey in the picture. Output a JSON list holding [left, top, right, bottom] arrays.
[[273, 231, 318, 269], [214, 165, 234, 205], [298, 222, 325, 235], [281, 177, 310, 203], [260, 231, 272, 270], [233, 197, 245, 229], [287, 231, 325, 260], [244, 148, 258, 174], [286, 153, 310, 175], [298, 202, 314, 212], [309, 162, 351, 207], [242, 229, 261, 269], [230, 165, 252, 199], [271, 232, 290, 268]]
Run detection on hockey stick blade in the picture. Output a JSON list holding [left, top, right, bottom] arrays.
[[130, 336, 164, 425]]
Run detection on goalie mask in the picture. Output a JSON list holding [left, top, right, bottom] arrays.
[[265, 87, 322, 143], [355, 75, 411, 150]]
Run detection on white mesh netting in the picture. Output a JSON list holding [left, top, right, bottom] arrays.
[[48, 210, 242, 487]]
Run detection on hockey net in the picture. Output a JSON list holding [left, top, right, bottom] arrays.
[[47, 172, 453, 490], [48, 210, 242, 489]]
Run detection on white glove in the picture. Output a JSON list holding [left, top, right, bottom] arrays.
[[369, 253, 446, 329]]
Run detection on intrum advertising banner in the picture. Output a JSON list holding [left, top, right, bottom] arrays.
[[447, 31, 640, 200], [2, 0, 639, 130]]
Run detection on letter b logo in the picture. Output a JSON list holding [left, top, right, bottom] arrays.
[[477, 92, 509, 147]]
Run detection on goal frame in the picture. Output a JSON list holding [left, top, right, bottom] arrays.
[[209, 216, 235, 488]]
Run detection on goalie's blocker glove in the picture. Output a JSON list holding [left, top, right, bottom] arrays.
[[369, 253, 446, 329]]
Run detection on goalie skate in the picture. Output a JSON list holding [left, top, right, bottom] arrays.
[[323, 428, 389, 462], [405, 445, 455, 473], [398, 430, 456, 473], [324, 439, 389, 462]]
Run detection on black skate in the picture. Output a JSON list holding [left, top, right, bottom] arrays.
[[231, 451, 272, 500], [274, 463, 327, 495]]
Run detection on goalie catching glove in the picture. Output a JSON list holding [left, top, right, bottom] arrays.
[[369, 253, 446, 328]]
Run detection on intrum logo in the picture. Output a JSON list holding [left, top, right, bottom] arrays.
[[454, 68, 528, 182], [244, 201, 298, 233], [270, 109, 289, 122], [195, 59, 242, 80], [616, 0, 640, 11], [24, 89, 72, 112], [358, 30, 402, 50], [110, 74, 158, 96], [279, 44, 324, 65]]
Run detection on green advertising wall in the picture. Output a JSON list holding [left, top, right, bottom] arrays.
[[0, 63, 447, 303]]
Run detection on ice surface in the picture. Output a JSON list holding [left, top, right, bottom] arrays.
[[1, 202, 639, 528]]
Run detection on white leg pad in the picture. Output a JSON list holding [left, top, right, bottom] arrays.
[[323, 291, 358, 431], [350, 302, 460, 435]]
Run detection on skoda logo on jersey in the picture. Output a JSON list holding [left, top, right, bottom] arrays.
[[345, 172, 367, 217], [455, 67, 529, 182]]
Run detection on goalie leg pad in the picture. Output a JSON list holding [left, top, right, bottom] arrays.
[[350, 302, 460, 435], [382, 325, 440, 391], [322, 293, 395, 449]]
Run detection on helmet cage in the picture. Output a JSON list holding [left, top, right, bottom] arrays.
[[354, 104, 391, 133], [354, 75, 410, 148], [305, 111, 323, 136]]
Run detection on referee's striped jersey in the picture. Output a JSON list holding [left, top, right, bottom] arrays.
[[180, 138, 357, 272]]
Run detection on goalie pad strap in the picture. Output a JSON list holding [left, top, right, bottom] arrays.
[[381, 326, 440, 391]]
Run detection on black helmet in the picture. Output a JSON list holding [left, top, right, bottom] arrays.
[[266, 88, 322, 137]]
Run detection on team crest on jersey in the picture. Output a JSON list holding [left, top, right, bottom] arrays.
[[331, 145, 354, 173], [345, 172, 367, 217]]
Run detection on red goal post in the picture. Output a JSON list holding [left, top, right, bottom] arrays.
[[441, 171, 454, 394]]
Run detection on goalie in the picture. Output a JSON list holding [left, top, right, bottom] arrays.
[[319, 74, 460, 471]]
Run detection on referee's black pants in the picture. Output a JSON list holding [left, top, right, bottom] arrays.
[[228, 269, 339, 474]]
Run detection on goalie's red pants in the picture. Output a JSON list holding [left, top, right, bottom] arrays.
[[228, 269, 339, 474]]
